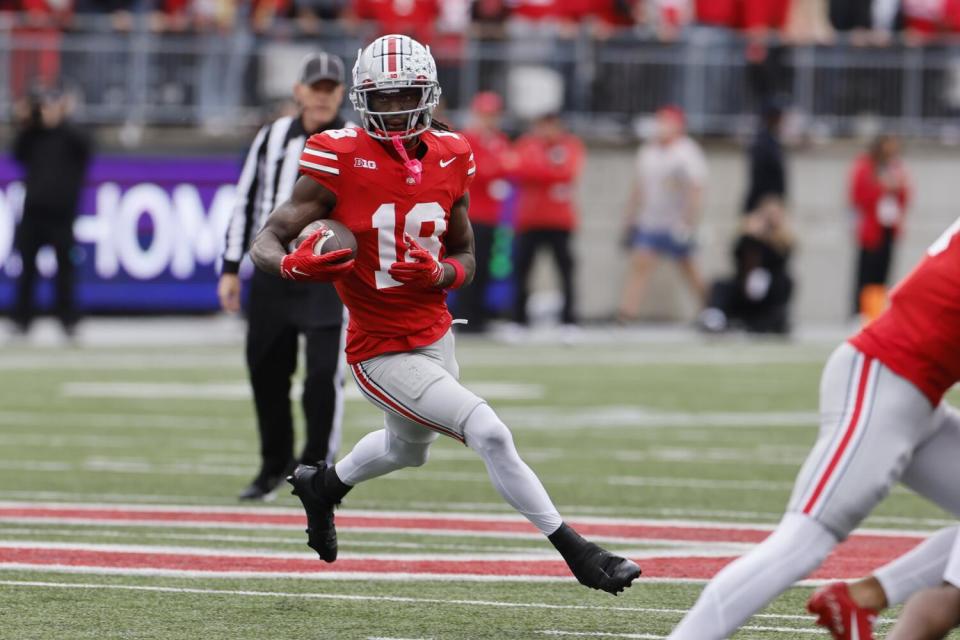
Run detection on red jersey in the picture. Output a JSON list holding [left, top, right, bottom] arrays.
[[511, 132, 585, 232], [849, 154, 911, 251], [461, 127, 511, 226], [850, 217, 960, 406], [694, 0, 737, 27], [510, 0, 576, 21], [299, 127, 476, 363], [351, 0, 440, 41]]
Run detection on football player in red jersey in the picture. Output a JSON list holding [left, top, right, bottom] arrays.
[[669, 216, 960, 640], [250, 34, 640, 595]]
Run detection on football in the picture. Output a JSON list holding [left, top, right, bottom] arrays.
[[294, 219, 357, 260]]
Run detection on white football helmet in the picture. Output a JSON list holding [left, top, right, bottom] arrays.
[[350, 34, 441, 140]]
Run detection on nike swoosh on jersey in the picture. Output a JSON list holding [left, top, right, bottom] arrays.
[[292, 267, 308, 276], [439, 157, 456, 167]]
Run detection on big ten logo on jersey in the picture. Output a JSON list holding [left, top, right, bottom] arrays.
[[371, 201, 446, 290], [354, 158, 378, 170], [928, 215, 960, 257]]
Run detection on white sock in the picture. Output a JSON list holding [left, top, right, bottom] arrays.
[[463, 403, 563, 535], [875, 525, 958, 607], [334, 428, 433, 486], [668, 513, 838, 640]]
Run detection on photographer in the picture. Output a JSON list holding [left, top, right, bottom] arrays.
[[699, 196, 795, 335], [11, 88, 93, 338]]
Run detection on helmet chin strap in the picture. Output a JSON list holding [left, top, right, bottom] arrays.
[[390, 134, 423, 185]]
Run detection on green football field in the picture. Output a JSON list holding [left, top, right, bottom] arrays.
[[1, 330, 958, 639]]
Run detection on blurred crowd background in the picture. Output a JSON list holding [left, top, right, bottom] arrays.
[[5, 0, 960, 138]]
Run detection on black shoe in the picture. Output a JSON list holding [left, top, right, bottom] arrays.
[[550, 524, 641, 595], [238, 459, 296, 501], [287, 463, 339, 563]]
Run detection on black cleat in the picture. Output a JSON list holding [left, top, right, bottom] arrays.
[[550, 523, 641, 595], [238, 459, 296, 502], [287, 463, 339, 562]]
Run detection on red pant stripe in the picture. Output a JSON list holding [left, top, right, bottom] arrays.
[[802, 356, 875, 515]]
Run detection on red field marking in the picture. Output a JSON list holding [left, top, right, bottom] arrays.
[[0, 536, 924, 580], [0, 505, 796, 542], [0, 504, 931, 580]]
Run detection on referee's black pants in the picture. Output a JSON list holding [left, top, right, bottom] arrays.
[[245, 268, 345, 474]]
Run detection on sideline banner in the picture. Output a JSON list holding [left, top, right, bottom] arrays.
[[0, 155, 241, 312]]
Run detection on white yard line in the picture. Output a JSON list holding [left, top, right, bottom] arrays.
[[60, 381, 544, 402], [0, 411, 242, 431], [0, 539, 750, 562], [0, 527, 553, 553], [0, 579, 880, 622], [497, 407, 819, 430]]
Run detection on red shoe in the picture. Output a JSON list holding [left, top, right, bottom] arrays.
[[807, 582, 878, 640]]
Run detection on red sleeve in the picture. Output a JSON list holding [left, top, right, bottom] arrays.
[[299, 133, 343, 197]]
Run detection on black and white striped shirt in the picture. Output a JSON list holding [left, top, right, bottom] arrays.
[[221, 114, 347, 273]]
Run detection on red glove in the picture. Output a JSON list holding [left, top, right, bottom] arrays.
[[280, 230, 355, 282], [388, 233, 444, 289]]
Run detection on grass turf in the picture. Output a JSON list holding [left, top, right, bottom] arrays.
[[1, 336, 958, 639]]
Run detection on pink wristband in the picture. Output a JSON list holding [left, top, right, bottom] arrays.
[[442, 257, 466, 289]]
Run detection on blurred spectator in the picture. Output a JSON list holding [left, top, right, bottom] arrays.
[[903, 0, 960, 41], [293, 0, 348, 32], [10, 0, 68, 99], [455, 92, 512, 334], [743, 0, 790, 105], [617, 106, 707, 323], [472, 0, 510, 35], [849, 134, 911, 319], [350, 0, 440, 41], [10, 88, 93, 338], [582, 0, 641, 38], [785, 0, 833, 44], [692, 0, 736, 28], [509, 113, 584, 328], [698, 196, 794, 334], [743, 99, 787, 214], [829, 0, 900, 45], [507, 0, 578, 39], [74, 0, 139, 30]]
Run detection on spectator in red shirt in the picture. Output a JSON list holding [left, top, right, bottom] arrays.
[[849, 134, 911, 317], [12, 0, 68, 99], [351, 0, 440, 42], [509, 113, 585, 328], [693, 0, 737, 28], [455, 92, 513, 334], [903, 0, 960, 39]]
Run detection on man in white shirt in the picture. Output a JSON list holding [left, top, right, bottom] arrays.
[[617, 106, 708, 323]]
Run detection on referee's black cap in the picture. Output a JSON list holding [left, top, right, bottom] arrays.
[[298, 52, 345, 86]]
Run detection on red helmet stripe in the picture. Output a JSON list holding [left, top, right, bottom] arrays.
[[387, 37, 397, 73]]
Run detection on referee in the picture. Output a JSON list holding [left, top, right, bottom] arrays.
[[219, 52, 349, 501]]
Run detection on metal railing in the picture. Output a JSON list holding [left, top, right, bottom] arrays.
[[5, 18, 960, 139]]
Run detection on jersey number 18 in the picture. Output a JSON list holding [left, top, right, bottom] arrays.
[[372, 202, 447, 289]]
